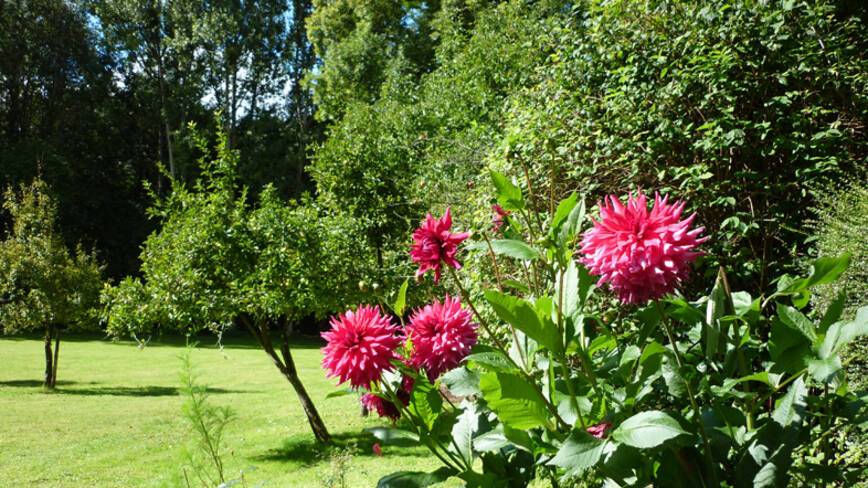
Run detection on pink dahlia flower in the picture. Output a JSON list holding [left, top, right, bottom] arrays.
[[492, 204, 510, 232], [407, 295, 477, 380], [321, 305, 402, 389], [410, 207, 469, 283], [579, 192, 707, 304], [361, 393, 401, 421], [587, 422, 613, 439]]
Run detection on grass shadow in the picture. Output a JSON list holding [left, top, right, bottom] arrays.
[[0, 380, 246, 397], [254, 428, 433, 467], [0, 379, 92, 388]]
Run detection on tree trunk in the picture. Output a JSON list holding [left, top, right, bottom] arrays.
[[239, 315, 331, 443], [279, 323, 331, 443], [51, 327, 61, 388], [43, 325, 54, 389]]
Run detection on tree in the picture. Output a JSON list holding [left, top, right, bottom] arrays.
[[103, 127, 374, 442], [0, 179, 103, 388]]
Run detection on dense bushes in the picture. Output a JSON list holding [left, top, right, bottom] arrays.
[[309, 0, 868, 300], [498, 0, 868, 291]]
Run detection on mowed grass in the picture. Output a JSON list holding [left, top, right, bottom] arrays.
[[0, 333, 439, 487]]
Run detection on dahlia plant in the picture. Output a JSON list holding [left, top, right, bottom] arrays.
[[322, 171, 868, 488]]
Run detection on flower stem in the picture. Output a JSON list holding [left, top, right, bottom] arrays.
[[655, 300, 718, 486]]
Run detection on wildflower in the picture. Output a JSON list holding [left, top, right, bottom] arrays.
[[587, 422, 613, 439], [579, 192, 707, 304], [492, 204, 510, 232], [407, 296, 477, 380], [321, 306, 402, 389], [410, 207, 469, 283], [361, 393, 401, 422]]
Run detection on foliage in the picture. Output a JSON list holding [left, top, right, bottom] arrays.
[[2, 0, 318, 278], [495, 0, 868, 292], [0, 178, 103, 387], [102, 126, 375, 442], [309, 0, 868, 304], [334, 176, 868, 487]]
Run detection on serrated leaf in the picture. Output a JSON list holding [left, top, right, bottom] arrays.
[[442, 366, 481, 397], [612, 411, 688, 448], [366, 427, 420, 447], [479, 371, 549, 430], [464, 350, 516, 372], [548, 430, 605, 477], [487, 239, 539, 261], [450, 402, 479, 465], [326, 388, 354, 398], [772, 376, 807, 427], [376, 467, 454, 488]]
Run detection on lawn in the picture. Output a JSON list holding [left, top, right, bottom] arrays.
[[0, 333, 439, 487]]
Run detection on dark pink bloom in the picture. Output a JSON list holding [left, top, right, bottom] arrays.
[[587, 422, 613, 439], [372, 442, 383, 456], [492, 204, 510, 232], [579, 192, 707, 304], [406, 295, 477, 380], [361, 393, 401, 421], [410, 208, 469, 283], [321, 306, 402, 389]]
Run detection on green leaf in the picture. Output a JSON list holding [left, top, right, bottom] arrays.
[[490, 170, 524, 211], [731, 291, 755, 317], [551, 193, 578, 232], [772, 376, 807, 427], [393, 279, 409, 317], [473, 425, 509, 452], [705, 274, 728, 358], [409, 378, 443, 430], [558, 260, 580, 320], [777, 305, 816, 342], [465, 350, 517, 372], [479, 371, 549, 430], [366, 427, 421, 447], [376, 467, 455, 488], [325, 388, 354, 399], [483, 290, 561, 354], [548, 430, 606, 477], [451, 402, 479, 465], [442, 366, 481, 397], [818, 291, 846, 333], [818, 305, 868, 359], [612, 411, 688, 448], [782, 254, 851, 294], [769, 305, 815, 373], [558, 197, 586, 246], [487, 239, 539, 261]]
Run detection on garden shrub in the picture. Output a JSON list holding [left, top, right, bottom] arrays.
[[496, 0, 868, 291], [321, 175, 868, 486]]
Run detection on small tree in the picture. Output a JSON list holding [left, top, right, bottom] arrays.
[[0, 179, 103, 388], [103, 127, 374, 442]]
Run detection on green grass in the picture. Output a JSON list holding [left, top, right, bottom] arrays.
[[0, 333, 439, 487]]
